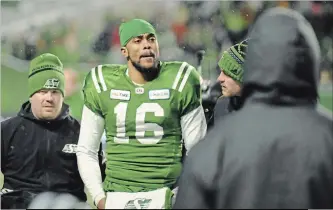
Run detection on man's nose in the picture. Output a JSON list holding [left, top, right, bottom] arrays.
[[218, 72, 225, 82], [45, 91, 53, 101], [142, 39, 151, 49]]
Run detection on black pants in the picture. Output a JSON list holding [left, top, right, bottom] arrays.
[[1, 190, 37, 209]]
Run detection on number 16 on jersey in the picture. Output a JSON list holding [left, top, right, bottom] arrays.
[[114, 102, 165, 144]]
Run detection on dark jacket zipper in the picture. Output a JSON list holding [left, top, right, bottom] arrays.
[[45, 124, 51, 190]]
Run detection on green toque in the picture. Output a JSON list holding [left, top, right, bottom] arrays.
[[218, 39, 248, 83], [28, 53, 64, 96]]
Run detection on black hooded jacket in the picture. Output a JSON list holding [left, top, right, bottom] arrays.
[[1, 101, 105, 209], [174, 8, 333, 209]]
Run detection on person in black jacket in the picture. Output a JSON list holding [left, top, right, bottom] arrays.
[[214, 39, 248, 120], [174, 7, 333, 209], [1, 53, 105, 209]]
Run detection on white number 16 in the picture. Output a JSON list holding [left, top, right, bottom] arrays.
[[114, 102, 164, 144]]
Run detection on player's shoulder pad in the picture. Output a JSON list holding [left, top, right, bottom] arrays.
[[164, 61, 201, 93], [83, 64, 126, 94]]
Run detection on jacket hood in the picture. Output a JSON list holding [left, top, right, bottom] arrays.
[[18, 101, 70, 122], [242, 7, 321, 106]]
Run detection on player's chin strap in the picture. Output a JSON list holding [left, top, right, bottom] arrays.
[[126, 68, 144, 87]]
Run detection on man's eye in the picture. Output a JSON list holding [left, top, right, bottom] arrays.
[[149, 37, 156, 42], [134, 39, 141, 43]]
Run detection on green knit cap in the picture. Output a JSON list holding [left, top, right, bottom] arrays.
[[119, 19, 157, 47], [218, 39, 248, 83], [28, 53, 64, 96]]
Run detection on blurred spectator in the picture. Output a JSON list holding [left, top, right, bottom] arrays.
[[63, 68, 84, 121], [23, 26, 38, 60], [170, 3, 189, 45], [92, 21, 115, 56]]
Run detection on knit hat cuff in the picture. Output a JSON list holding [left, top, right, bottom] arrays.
[[28, 70, 64, 96]]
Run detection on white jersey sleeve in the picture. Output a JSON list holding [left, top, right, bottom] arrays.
[[76, 105, 106, 205]]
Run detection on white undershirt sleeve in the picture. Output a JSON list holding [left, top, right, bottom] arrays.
[[180, 106, 207, 154], [76, 105, 106, 206]]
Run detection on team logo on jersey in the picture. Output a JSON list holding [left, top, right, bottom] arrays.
[[135, 87, 144, 95], [149, 89, 170, 100], [62, 144, 77, 153], [0, 188, 13, 195], [110, 89, 131, 100], [124, 198, 152, 209]]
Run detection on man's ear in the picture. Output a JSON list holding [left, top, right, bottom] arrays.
[[121, 47, 128, 58]]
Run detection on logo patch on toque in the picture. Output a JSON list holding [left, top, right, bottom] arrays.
[[230, 68, 241, 75], [44, 78, 60, 88]]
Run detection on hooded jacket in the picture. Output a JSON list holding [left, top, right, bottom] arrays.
[[1, 101, 105, 209], [174, 7, 333, 209]]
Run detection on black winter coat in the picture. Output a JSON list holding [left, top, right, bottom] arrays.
[[1, 101, 105, 209]]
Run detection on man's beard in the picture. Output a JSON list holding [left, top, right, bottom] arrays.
[[129, 57, 160, 82]]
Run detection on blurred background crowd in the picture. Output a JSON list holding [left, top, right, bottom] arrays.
[[1, 0, 333, 120]]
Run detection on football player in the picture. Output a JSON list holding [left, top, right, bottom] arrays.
[[76, 19, 207, 209]]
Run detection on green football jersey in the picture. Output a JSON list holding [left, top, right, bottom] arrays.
[[82, 61, 201, 192]]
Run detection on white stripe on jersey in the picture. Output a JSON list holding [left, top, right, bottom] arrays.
[[91, 67, 101, 93], [172, 62, 188, 90], [97, 65, 107, 91], [178, 66, 194, 92]]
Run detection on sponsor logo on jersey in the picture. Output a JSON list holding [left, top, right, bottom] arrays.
[[124, 198, 152, 209], [135, 87, 144, 94], [110, 89, 131, 100], [62, 144, 77, 153], [149, 89, 170, 100]]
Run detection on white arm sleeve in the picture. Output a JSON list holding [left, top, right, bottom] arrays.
[[76, 105, 106, 205], [181, 106, 207, 154]]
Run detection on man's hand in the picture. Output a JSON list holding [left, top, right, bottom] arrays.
[[97, 197, 106, 209]]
